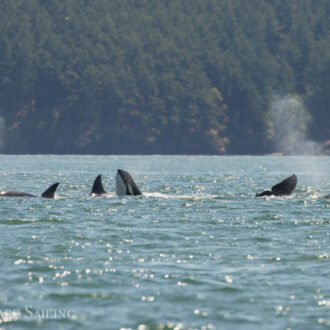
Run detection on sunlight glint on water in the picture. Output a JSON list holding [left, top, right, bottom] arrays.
[[0, 155, 329, 329]]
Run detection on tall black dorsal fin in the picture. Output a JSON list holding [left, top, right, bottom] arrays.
[[41, 182, 59, 198], [271, 174, 297, 196], [90, 175, 107, 195]]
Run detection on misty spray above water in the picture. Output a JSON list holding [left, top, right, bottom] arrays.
[[269, 95, 322, 155]]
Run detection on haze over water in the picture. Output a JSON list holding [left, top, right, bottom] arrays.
[[0, 155, 329, 330]]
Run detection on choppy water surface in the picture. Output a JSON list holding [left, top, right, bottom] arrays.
[[0, 155, 329, 330]]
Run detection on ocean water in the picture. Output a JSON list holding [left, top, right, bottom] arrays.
[[0, 155, 329, 330]]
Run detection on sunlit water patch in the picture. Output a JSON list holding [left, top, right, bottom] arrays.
[[0, 155, 329, 329]]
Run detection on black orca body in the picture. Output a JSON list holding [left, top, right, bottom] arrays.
[[0, 183, 59, 198], [323, 194, 330, 199], [256, 174, 297, 197], [115, 169, 142, 196], [90, 175, 107, 196]]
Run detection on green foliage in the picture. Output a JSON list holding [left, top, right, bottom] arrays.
[[0, 0, 328, 154]]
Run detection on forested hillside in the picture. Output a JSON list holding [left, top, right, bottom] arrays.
[[0, 0, 329, 154]]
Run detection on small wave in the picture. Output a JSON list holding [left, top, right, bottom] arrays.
[[1, 217, 62, 224], [1, 218, 37, 224], [144, 192, 219, 199]]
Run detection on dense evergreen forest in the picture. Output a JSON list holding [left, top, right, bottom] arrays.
[[0, 0, 329, 154]]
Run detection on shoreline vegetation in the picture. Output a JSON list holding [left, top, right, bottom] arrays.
[[0, 1, 329, 155]]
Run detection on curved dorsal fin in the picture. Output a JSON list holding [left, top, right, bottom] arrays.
[[90, 175, 107, 195], [271, 174, 297, 196], [41, 182, 59, 198]]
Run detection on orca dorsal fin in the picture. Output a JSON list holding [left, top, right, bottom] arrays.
[[271, 174, 297, 196], [90, 175, 107, 195], [41, 182, 59, 198]]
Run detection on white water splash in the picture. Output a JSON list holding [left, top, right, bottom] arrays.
[[144, 192, 218, 199], [269, 95, 322, 155]]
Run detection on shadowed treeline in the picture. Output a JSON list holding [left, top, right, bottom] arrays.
[[0, 0, 329, 154]]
